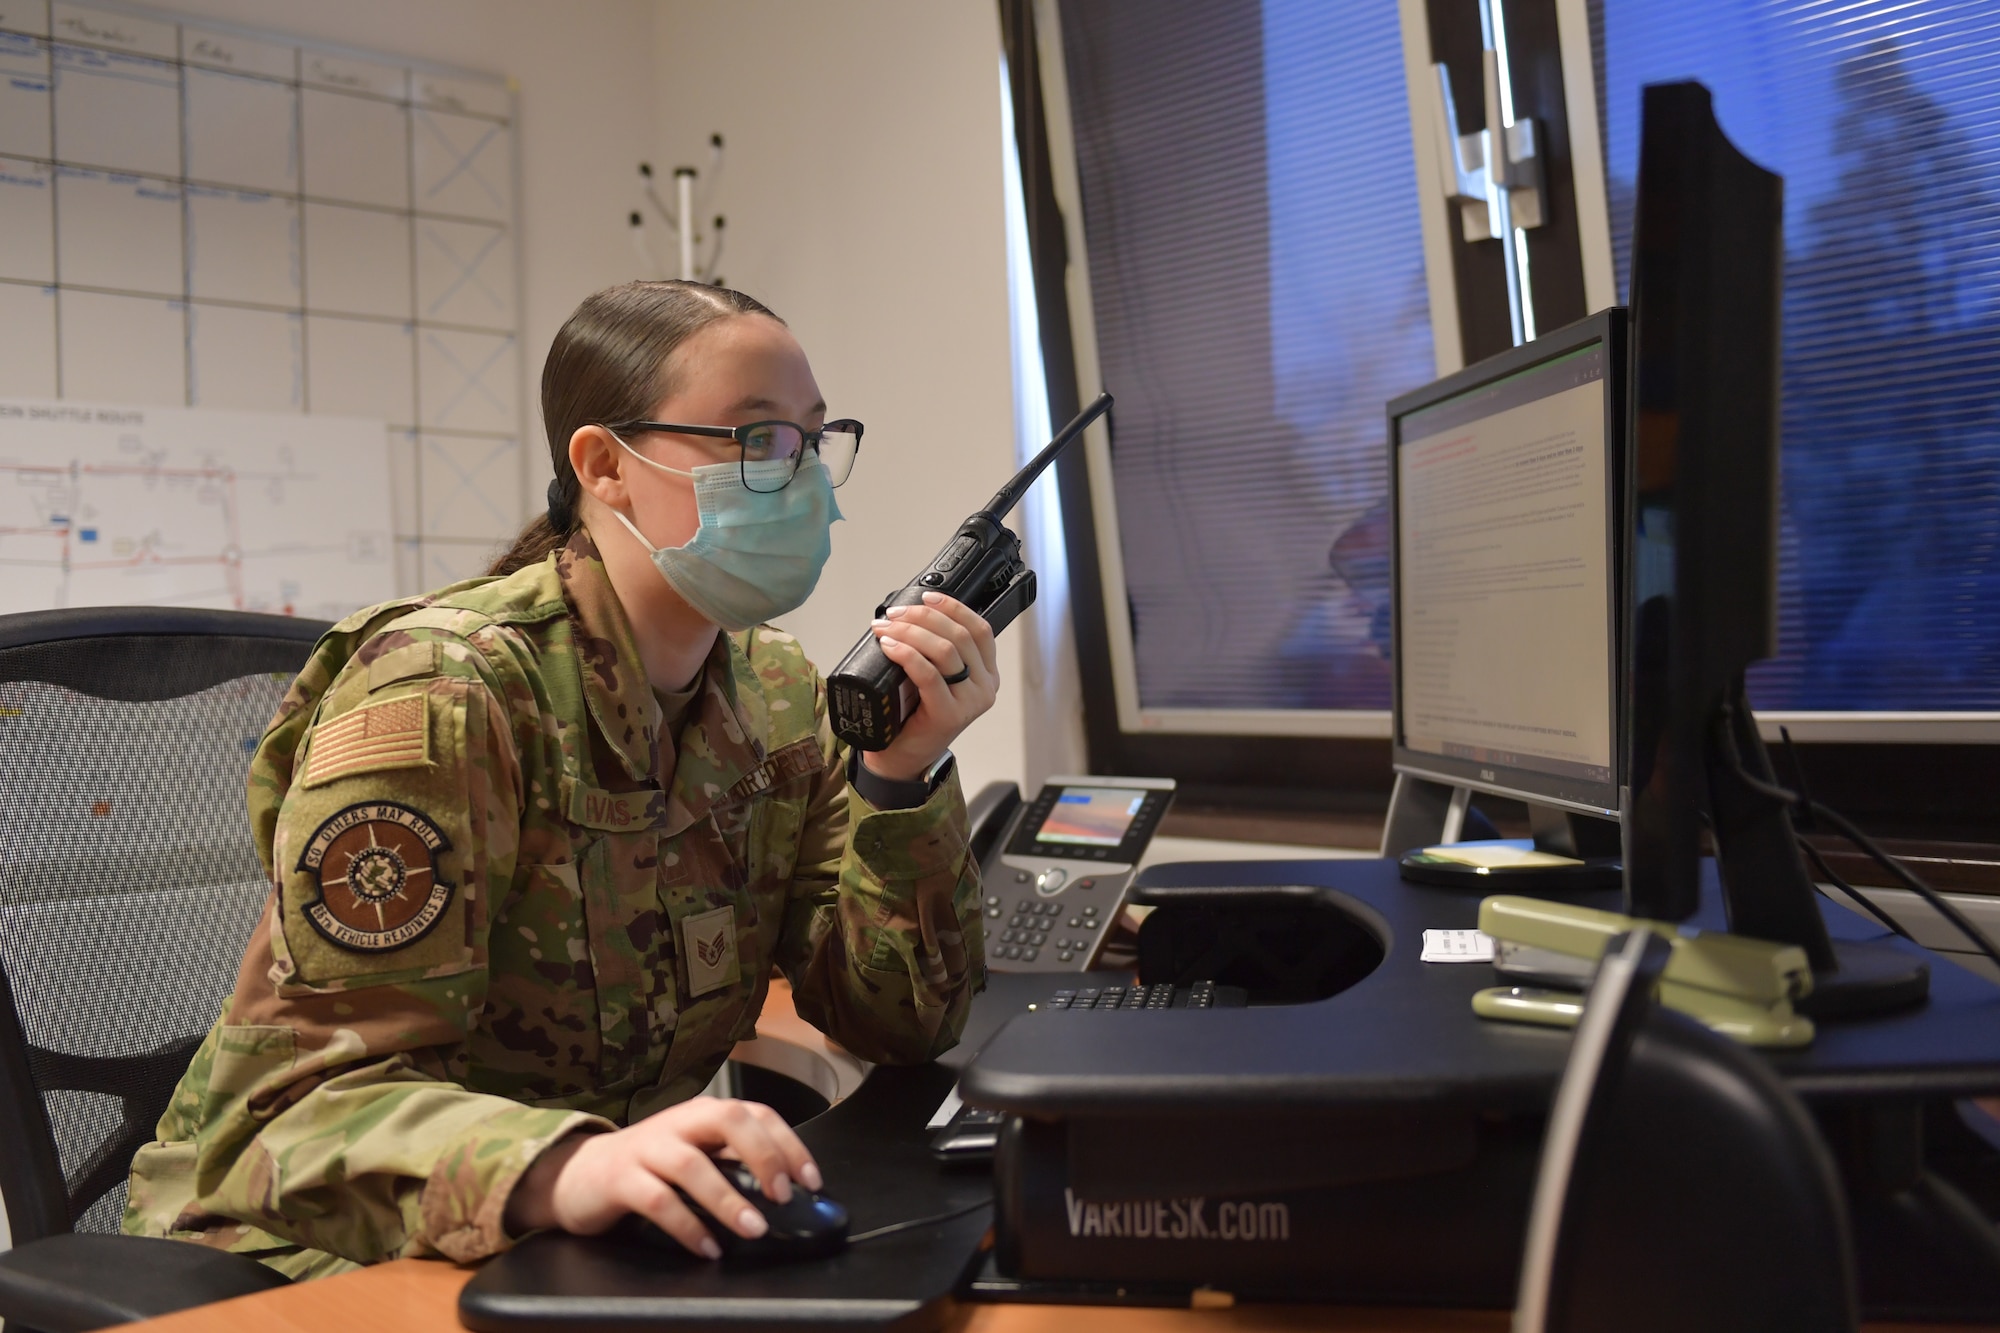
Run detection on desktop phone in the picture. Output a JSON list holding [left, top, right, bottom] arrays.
[[979, 775, 1174, 972]]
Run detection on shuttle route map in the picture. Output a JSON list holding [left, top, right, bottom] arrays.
[[0, 398, 395, 621]]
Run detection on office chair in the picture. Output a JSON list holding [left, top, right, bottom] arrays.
[[0, 607, 329, 1332], [1515, 929, 1860, 1333]]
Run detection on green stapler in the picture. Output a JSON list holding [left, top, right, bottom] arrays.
[[1470, 895, 1817, 1048]]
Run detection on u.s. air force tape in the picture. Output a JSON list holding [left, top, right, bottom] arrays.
[[297, 802, 456, 952]]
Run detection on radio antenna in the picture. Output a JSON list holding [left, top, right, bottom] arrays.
[[981, 392, 1112, 519]]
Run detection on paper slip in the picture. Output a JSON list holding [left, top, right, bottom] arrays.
[[1422, 928, 1496, 963], [1419, 842, 1582, 869]]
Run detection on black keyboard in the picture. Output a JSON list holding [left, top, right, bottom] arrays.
[[928, 980, 1249, 1163], [1044, 980, 1247, 1010]]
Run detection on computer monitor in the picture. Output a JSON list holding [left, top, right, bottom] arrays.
[[1387, 309, 1629, 822], [1623, 81, 1924, 1015]]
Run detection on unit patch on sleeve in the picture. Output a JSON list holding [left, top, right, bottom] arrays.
[[300, 694, 431, 789], [296, 802, 456, 952]]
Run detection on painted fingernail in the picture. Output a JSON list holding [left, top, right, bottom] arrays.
[[698, 1236, 722, 1260], [737, 1207, 769, 1237], [800, 1162, 824, 1191], [871, 618, 891, 628], [884, 605, 910, 617], [922, 591, 945, 604], [768, 1174, 793, 1204]]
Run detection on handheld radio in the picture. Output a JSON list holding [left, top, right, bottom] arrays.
[[827, 392, 1112, 751]]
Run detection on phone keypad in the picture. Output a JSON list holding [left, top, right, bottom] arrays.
[[990, 895, 1104, 963]]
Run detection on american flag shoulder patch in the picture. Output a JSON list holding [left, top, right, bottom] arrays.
[[300, 693, 431, 789]]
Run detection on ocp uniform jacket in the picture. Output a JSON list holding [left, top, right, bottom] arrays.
[[122, 530, 985, 1277]]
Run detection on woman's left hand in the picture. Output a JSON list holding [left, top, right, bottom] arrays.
[[863, 591, 999, 783]]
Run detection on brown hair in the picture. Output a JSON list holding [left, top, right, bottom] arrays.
[[487, 280, 783, 576]]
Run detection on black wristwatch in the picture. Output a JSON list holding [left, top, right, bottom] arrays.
[[847, 749, 955, 811]]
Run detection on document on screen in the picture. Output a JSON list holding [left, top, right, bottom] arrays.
[[1396, 352, 1614, 786]]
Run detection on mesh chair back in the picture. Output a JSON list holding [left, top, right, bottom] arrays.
[[0, 608, 327, 1244]]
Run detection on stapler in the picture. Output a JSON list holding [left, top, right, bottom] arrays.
[[1470, 895, 1816, 1048]]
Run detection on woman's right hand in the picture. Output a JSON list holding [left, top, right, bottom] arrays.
[[503, 1096, 822, 1258]]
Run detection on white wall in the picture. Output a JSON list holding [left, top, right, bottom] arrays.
[[153, 0, 663, 478], [651, 0, 1027, 797]]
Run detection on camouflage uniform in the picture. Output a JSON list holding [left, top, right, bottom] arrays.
[[122, 531, 985, 1277]]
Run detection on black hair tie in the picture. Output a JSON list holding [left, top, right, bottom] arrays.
[[546, 478, 568, 530]]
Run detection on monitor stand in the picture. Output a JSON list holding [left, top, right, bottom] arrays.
[[1382, 774, 1623, 893], [1700, 687, 1930, 1020]]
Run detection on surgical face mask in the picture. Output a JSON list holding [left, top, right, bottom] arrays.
[[605, 432, 842, 631]]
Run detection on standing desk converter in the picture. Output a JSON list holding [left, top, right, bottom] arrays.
[[960, 857, 2000, 1319]]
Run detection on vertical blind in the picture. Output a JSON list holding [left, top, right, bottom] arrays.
[[1599, 0, 2000, 710], [1060, 0, 1434, 712]]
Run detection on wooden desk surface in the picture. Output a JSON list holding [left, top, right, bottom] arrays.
[[113, 981, 1998, 1333], [114, 1254, 1991, 1332]]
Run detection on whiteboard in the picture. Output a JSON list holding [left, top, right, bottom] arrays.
[[0, 0, 525, 598], [0, 396, 395, 620]]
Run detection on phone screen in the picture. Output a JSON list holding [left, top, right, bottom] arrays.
[[1033, 787, 1147, 847]]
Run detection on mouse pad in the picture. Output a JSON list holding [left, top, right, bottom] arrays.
[[458, 1063, 994, 1332]]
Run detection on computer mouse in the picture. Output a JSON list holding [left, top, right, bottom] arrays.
[[665, 1157, 850, 1263]]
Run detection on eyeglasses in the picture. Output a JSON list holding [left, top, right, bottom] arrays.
[[608, 418, 863, 493]]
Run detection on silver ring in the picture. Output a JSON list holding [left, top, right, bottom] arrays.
[[940, 664, 971, 685]]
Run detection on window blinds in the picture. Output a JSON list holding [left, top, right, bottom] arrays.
[[1599, 0, 2000, 710], [1059, 0, 1434, 713]]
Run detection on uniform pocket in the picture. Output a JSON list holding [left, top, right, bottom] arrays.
[[577, 831, 667, 1087], [197, 1024, 299, 1126], [474, 861, 603, 1100], [749, 794, 805, 889]]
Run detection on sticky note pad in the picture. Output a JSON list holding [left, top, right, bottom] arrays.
[[1420, 842, 1584, 869]]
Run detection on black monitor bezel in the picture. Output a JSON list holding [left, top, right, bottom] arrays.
[[1385, 308, 1629, 816], [1002, 781, 1172, 864]]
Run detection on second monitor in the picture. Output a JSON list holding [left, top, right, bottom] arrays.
[[1386, 309, 1629, 859]]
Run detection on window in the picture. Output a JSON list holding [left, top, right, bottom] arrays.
[[1599, 0, 2000, 710], [1058, 0, 1434, 719]]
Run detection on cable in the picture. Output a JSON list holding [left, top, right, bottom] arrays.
[[1776, 725, 1910, 937], [1797, 835, 1909, 940], [1714, 703, 2000, 974], [1777, 725, 1822, 835], [1804, 799, 2000, 976], [1711, 705, 1804, 807], [848, 1198, 992, 1244]]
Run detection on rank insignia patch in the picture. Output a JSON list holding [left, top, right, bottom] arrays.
[[297, 802, 455, 952], [681, 904, 739, 997], [300, 694, 430, 789]]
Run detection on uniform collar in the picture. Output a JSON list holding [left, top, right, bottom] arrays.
[[663, 636, 770, 837], [555, 530, 769, 832], [556, 529, 660, 783]]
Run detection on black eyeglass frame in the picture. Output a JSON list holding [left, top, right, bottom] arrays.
[[605, 418, 864, 492]]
